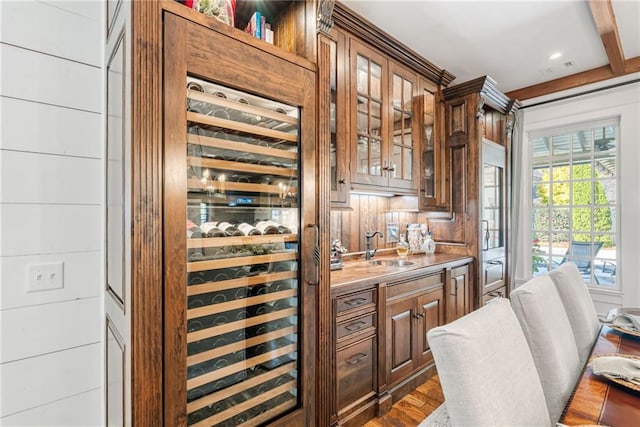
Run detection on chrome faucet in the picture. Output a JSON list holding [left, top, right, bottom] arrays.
[[364, 231, 383, 260]]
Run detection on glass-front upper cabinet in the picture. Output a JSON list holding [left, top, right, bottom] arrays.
[[350, 39, 387, 188], [163, 15, 316, 426], [349, 38, 418, 193], [329, 28, 349, 206], [387, 62, 418, 191], [419, 78, 447, 211]]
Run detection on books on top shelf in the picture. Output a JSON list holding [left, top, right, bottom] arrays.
[[244, 11, 274, 44]]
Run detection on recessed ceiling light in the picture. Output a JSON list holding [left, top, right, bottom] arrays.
[[549, 52, 563, 60]]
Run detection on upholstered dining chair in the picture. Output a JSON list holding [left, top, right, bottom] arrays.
[[426, 298, 552, 426], [548, 261, 601, 364], [510, 275, 582, 424]]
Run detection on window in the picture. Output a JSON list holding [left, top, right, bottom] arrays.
[[530, 119, 618, 288]]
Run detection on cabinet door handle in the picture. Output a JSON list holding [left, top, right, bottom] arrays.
[[345, 321, 367, 331], [413, 313, 425, 319], [305, 224, 319, 286], [344, 297, 367, 306], [338, 178, 346, 185], [346, 353, 369, 365], [488, 260, 503, 265]]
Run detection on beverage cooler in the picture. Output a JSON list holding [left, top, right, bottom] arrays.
[[162, 14, 317, 425], [183, 77, 302, 426]]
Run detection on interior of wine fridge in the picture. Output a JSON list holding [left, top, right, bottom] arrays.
[[183, 76, 302, 426]]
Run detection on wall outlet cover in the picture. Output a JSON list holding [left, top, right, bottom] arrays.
[[26, 261, 64, 292]]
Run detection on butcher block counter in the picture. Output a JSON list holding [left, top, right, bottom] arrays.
[[329, 253, 474, 427]]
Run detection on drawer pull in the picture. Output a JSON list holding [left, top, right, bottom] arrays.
[[345, 321, 367, 331], [344, 297, 367, 306], [488, 291, 504, 298], [346, 353, 369, 365]]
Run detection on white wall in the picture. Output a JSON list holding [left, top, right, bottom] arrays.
[[0, 1, 103, 425], [516, 76, 640, 313]]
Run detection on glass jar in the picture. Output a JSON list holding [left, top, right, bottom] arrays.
[[396, 234, 409, 258]]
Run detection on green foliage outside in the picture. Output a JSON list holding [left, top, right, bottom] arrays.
[[534, 164, 613, 247]]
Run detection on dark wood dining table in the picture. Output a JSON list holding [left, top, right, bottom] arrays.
[[561, 325, 640, 426]]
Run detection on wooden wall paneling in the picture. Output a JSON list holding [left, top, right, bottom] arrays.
[[1, 151, 100, 205], [1, 205, 100, 256], [347, 194, 360, 252], [0, 44, 101, 112], [1, 0, 101, 67], [106, 316, 126, 427], [318, 29, 334, 427], [0, 389, 101, 425], [163, 12, 188, 426], [0, 298, 100, 364], [1, 252, 100, 310], [0, 97, 101, 158], [106, 28, 127, 306], [131, 1, 163, 425], [0, 343, 101, 417]]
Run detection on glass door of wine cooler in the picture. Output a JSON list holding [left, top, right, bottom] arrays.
[[182, 76, 302, 426]]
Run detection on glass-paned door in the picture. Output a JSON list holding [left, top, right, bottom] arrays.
[[184, 77, 301, 426], [163, 14, 315, 426], [388, 63, 417, 190], [531, 121, 618, 287], [350, 40, 388, 187]]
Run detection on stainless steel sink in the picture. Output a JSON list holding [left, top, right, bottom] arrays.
[[367, 259, 414, 267]]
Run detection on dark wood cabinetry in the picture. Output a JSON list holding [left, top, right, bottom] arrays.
[[332, 285, 378, 426], [382, 270, 445, 407], [439, 76, 520, 308], [446, 263, 471, 323]]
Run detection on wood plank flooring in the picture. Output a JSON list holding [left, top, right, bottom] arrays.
[[363, 375, 445, 427]]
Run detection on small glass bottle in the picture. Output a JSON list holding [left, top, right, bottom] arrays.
[[396, 234, 409, 258]]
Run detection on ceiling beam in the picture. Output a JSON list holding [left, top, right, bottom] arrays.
[[506, 56, 640, 101], [588, 0, 625, 74]]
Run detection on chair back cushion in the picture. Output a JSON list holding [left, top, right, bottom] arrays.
[[427, 299, 551, 427], [510, 275, 581, 423], [548, 262, 600, 364]]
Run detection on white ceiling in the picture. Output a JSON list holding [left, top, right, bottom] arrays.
[[341, 0, 640, 93]]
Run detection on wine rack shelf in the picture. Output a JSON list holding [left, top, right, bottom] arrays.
[[183, 76, 301, 426]]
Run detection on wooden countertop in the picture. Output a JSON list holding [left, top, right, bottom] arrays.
[[331, 253, 474, 289]]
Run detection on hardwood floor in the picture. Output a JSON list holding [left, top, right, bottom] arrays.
[[363, 375, 445, 427]]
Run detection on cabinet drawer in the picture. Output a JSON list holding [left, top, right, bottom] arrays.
[[483, 286, 507, 305], [484, 260, 505, 290], [336, 312, 376, 341], [336, 289, 376, 314], [337, 336, 377, 411], [387, 272, 444, 300]]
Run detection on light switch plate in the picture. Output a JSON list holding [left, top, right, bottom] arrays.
[[26, 262, 64, 292]]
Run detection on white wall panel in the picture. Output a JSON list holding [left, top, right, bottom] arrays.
[[0, 343, 101, 418], [40, 0, 103, 21], [1, 251, 101, 310], [0, 1, 100, 66], [1, 297, 100, 363], [3, 150, 102, 203], [0, 151, 101, 205], [0, 96, 101, 158], [0, 387, 102, 426], [0, 44, 100, 112], [0, 204, 101, 256]]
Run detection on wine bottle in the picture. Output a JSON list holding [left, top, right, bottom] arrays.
[[217, 222, 244, 236], [237, 222, 262, 236], [200, 222, 225, 237], [255, 220, 279, 235], [187, 220, 204, 238]]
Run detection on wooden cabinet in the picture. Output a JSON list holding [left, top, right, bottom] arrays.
[[446, 262, 471, 323], [348, 38, 419, 194], [440, 76, 520, 308], [332, 285, 378, 426], [383, 272, 444, 398], [419, 78, 449, 212], [327, 27, 350, 206], [163, 11, 318, 426]]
